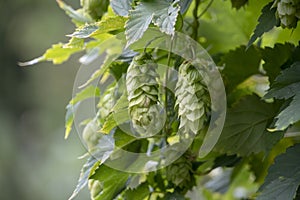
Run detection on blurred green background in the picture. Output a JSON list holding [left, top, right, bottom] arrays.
[[0, 0, 89, 199]]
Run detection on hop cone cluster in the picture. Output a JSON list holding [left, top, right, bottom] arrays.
[[175, 61, 210, 135], [126, 53, 162, 136], [274, 0, 300, 28], [166, 154, 195, 189]]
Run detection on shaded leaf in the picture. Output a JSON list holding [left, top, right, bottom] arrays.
[[265, 62, 300, 131], [257, 144, 300, 200], [110, 0, 132, 17], [220, 45, 261, 93], [247, 2, 278, 47], [261, 43, 295, 83], [179, 0, 192, 14], [215, 95, 283, 156], [230, 0, 248, 10]]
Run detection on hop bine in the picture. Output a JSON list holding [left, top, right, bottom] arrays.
[[126, 53, 163, 136], [175, 61, 210, 135]]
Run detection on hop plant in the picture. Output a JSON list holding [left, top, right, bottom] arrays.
[[273, 0, 300, 28], [175, 61, 210, 135], [126, 53, 163, 136]]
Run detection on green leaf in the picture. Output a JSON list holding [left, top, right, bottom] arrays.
[[125, 0, 180, 46], [110, 0, 132, 17], [91, 165, 130, 200], [123, 183, 150, 200], [230, 0, 248, 10], [69, 157, 100, 200], [65, 85, 100, 139], [70, 85, 100, 105], [247, 2, 278, 47], [67, 24, 98, 39], [265, 62, 300, 131], [220, 45, 261, 93], [152, 0, 180, 35], [261, 43, 295, 83], [215, 95, 283, 156], [101, 94, 129, 134], [91, 16, 127, 37], [257, 144, 300, 200], [179, 0, 192, 14], [57, 0, 92, 26], [43, 43, 82, 64]]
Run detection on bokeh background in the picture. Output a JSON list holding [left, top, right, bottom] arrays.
[[0, 0, 89, 199]]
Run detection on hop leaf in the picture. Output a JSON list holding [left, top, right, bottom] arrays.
[[126, 53, 163, 136], [175, 61, 210, 135], [88, 179, 102, 200]]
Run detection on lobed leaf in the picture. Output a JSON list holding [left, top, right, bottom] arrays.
[[110, 0, 132, 17], [257, 144, 300, 200], [215, 95, 283, 156], [265, 62, 300, 131], [220, 45, 261, 93], [125, 0, 180, 46], [247, 2, 278, 48], [91, 165, 130, 200]]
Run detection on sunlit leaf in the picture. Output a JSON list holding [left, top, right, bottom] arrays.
[[110, 0, 132, 17]]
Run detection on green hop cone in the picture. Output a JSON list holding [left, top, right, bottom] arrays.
[[82, 120, 101, 150], [81, 0, 109, 20], [88, 179, 102, 200], [274, 0, 300, 28], [126, 53, 163, 136], [97, 83, 117, 121], [166, 154, 195, 189], [175, 61, 210, 135]]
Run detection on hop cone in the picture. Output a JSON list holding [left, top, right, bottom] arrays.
[[82, 120, 101, 150], [274, 0, 300, 28], [166, 154, 195, 189], [98, 84, 117, 121], [126, 53, 162, 136], [88, 179, 102, 200], [175, 61, 210, 135]]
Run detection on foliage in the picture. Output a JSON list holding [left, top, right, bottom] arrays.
[[24, 0, 300, 199]]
